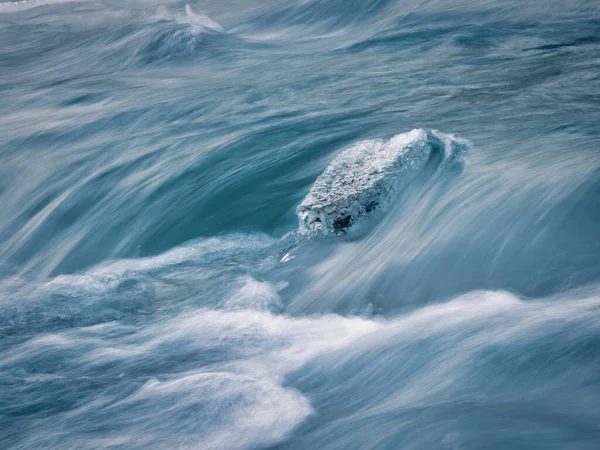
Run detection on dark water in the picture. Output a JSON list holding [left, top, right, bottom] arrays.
[[1, 0, 600, 448]]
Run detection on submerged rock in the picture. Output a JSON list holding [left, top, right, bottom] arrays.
[[296, 129, 467, 234]]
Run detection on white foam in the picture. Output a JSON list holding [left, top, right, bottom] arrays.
[[128, 371, 311, 450], [69, 307, 382, 449], [224, 276, 283, 312], [297, 129, 467, 234], [8, 287, 600, 448], [44, 233, 273, 296], [155, 4, 223, 34]]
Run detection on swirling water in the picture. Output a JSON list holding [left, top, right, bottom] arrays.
[[1, 0, 600, 448]]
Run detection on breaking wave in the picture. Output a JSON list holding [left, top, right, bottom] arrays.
[[4, 248, 600, 449]]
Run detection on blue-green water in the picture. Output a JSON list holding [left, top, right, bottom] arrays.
[[1, 0, 600, 448]]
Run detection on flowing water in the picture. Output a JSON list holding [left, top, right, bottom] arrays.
[[1, 0, 600, 448]]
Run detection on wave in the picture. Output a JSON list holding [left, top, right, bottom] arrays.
[[0, 3, 235, 72], [0, 248, 381, 448], [141, 4, 229, 64], [285, 289, 600, 448], [4, 275, 600, 448], [156, 4, 223, 34], [0, 233, 277, 336], [2, 1, 600, 447]]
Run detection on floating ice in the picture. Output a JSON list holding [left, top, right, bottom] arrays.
[[297, 129, 467, 234]]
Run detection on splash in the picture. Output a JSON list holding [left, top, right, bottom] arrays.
[[155, 4, 223, 35]]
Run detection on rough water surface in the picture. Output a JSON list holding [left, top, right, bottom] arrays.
[[1, 0, 600, 449]]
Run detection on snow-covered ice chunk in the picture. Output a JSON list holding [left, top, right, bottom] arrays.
[[297, 129, 466, 234]]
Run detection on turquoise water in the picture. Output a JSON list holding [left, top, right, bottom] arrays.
[[1, 0, 600, 448]]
